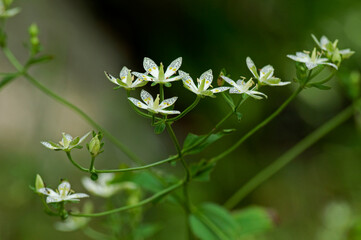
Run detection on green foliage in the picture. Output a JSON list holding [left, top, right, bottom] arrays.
[[189, 159, 216, 182], [190, 203, 239, 240]]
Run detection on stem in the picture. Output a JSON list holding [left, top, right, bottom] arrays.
[[89, 156, 95, 172], [167, 96, 201, 122], [209, 86, 303, 164], [70, 181, 183, 217], [96, 155, 178, 173], [224, 102, 356, 209], [66, 152, 88, 172], [165, 122, 193, 239], [160, 83, 164, 101], [2, 47, 23, 72]]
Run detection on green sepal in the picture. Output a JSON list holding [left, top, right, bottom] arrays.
[[164, 82, 172, 88], [295, 62, 308, 84], [151, 82, 158, 87], [113, 86, 122, 90], [235, 112, 243, 122], [232, 206, 275, 237], [189, 159, 216, 182], [182, 131, 231, 155], [189, 203, 239, 240], [154, 122, 166, 134]]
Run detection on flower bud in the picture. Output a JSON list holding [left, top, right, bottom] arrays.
[[28, 23, 39, 37], [35, 174, 45, 192], [88, 135, 101, 157]]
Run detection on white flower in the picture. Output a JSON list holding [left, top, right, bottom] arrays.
[[287, 48, 338, 70], [41, 132, 90, 152], [179, 69, 229, 96], [38, 180, 89, 203], [246, 57, 290, 86], [221, 76, 267, 99], [133, 57, 182, 84], [311, 34, 355, 59], [105, 66, 147, 90], [128, 89, 180, 115], [82, 173, 122, 198]]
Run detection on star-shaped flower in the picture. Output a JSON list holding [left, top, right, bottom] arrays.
[[128, 89, 180, 115], [41, 132, 91, 152], [221, 76, 267, 99], [246, 57, 290, 86], [38, 180, 89, 203], [311, 34, 355, 60], [287, 48, 338, 70], [179, 69, 229, 96], [133, 57, 182, 84], [105, 66, 147, 90]]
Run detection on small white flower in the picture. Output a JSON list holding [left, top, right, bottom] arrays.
[[311, 34, 355, 59], [133, 57, 182, 84], [41, 132, 90, 152], [221, 76, 267, 99], [179, 69, 229, 96], [287, 48, 338, 70], [38, 180, 89, 203], [128, 89, 180, 115], [246, 57, 290, 86], [82, 173, 122, 198], [105, 66, 147, 90]]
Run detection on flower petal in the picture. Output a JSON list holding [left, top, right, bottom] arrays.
[[165, 57, 182, 78], [133, 72, 154, 82], [221, 76, 237, 87], [38, 187, 58, 196], [259, 65, 274, 80], [104, 71, 120, 85], [143, 57, 159, 78], [41, 141, 60, 150], [65, 193, 89, 201], [246, 57, 259, 79], [210, 87, 230, 93], [140, 89, 153, 105], [159, 97, 178, 109], [79, 132, 91, 144], [180, 70, 198, 93], [119, 66, 130, 82], [58, 181, 71, 196], [158, 109, 180, 115], [46, 195, 63, 203], [199, 69, 213, 90], [128, 97, 148, 110]]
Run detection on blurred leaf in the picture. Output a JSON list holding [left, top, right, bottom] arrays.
[[134, 223, 162, 240], [154, 122, 166, 134], [26, 55, 53, 67], [190, 203, 239, 240], [307, 83, 331, 90], [232, 206, 274, 237], [189, 159, 216, 182], [182, 130, 232, 155]]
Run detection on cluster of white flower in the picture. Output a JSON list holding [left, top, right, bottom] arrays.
[[105, 56, 291, 115]]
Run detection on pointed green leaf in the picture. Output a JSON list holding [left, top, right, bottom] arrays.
[[154, 122, 166, 134], [26, 55, 53, 67], [182, 131, 231, 155], [308, 83, 331, 90], [0, 73, 18, 90], [189, 159, 216, 182], [190, 203, 239, 240]]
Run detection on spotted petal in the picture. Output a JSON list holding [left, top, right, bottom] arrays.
[[165, 57, 182, 78], [199, 69, 213, 90], [159, 97, 178, 109], [128, 97, 148, 110], [259, 65, 274, 80], [140, 89, 153, 105], [158, 109, 181, 115], [179, 70, 198, 93], [246, 57, 259, 79], [104, 71, 120, 85], [221, 76, 237, 88], [210, 87, 230, 93], [65, 193, 89, 201], [143, 57, 159, 78], [58, 181, 71, 196], [41, 141, 60, 150], [133, 72, 154, 82]]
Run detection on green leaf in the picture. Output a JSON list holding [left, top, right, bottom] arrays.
[[134, 223, 162, 240], [0, 73, 18, 90], [182, 131, 231, 155], [190, 203, 239, 240], [154, 122, 166, 134], [189, 159, 216, 182], [232, 206, 274, 237]]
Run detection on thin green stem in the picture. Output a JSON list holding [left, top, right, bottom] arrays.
[[66, 152, 88, 172], [2, 47, 23, 71], [167, 96, 201, 122], [96, 155, 178, 173], [70, 181, 183, 217], [224, 102, 356, 209], [209, 86, 303, 164], [89, 156, 96, 172]]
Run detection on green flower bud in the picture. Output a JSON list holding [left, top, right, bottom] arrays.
[[35, 174, 45, 192], [88, 135, 101, 156], [28, 23, 39, 37]]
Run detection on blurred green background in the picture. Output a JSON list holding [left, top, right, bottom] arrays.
[[1, 0, 361, 239]]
